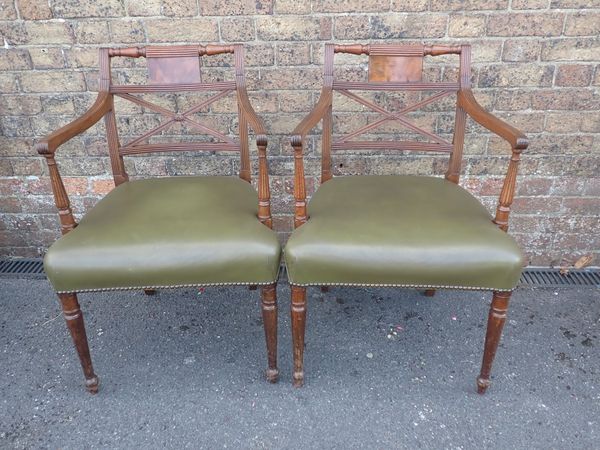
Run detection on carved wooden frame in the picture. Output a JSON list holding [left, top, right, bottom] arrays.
[[289, 43, 530, 393], [35, 44, 278, 392]]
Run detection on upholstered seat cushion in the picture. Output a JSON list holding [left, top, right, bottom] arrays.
[[285, 175, 523, 291], [45, 176, 281, 293]]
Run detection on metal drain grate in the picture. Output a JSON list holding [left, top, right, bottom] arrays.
[[0, 258, 45, 278], [520, 268, 600, 288], [0, 258, 598, 287]]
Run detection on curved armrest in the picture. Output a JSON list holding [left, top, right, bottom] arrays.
[[458, 89, 530, 231], [291, 89, 333, 147], [458, 89, 529, 151], [237, 87, 267, 145], [35, 92, 112, 155], [35, 92, 111, 234]]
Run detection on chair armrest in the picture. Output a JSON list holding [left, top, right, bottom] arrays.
[[290, 89, 333, 147], [35, 92, 111, 235], [458, 89, 530, 232], [289, 91, 334, 228], [35, 92, 112, 155], [236, 86, 273, 227], [458, 89, 529, 151], [236, 86, 267, 144]]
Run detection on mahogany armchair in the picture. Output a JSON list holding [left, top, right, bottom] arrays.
[[285, 43, 529, 392], [37, 44, 281, 393]]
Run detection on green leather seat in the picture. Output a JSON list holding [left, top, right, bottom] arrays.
[[285, 175, 523, 291], [45, 176, 281, 293]]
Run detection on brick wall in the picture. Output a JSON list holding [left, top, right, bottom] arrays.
[[1, 1, 599, 266]]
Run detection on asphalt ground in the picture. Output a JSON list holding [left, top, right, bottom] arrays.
[[0, 278, 598, 449]]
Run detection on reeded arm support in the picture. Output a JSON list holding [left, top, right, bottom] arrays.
[[236, 76, 272, 228], [290, 89, 334, 228], [35, 92, 112, 234]]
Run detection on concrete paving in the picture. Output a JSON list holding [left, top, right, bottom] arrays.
[[0, 278, 598, 449]]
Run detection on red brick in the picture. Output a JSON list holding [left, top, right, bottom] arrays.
[[0, 179, 24, 196], [449, 14, 487, 37], [555, 64, 593, 87], [91, 179, 115, 195], [516, 178, 553, 196], [313, 0, 389, 13], [18, 0, 52, 19], [502, 39, 542, 62], [584, 179, 600, 196], [430, 0, 508, 10], [63, 177, 89, 196], [256, 17, 330, 40], [487, 12, 565, 37], [565, 12, 600, 36], [562, 198, 600, 215], [513, 197, 562, 214], [200, 0, 272, 15], [531, 89, 600, 111], [541, 38, 600, 62]]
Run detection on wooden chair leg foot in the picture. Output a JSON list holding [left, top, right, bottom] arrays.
[[291, 285, 307, 387], [58, 293, 99, 394], [144, 289, 156, 296], [85, 375, 100, 394], [293, 371, 304, 388], [476, 377, 491, 394], [265, 368, 279, 383], [424, 289, 436, 297], [477, 291, 511, 394], [261, 284, 278, 383]]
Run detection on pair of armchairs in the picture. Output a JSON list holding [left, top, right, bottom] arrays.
[[38, 43, 528, 395]]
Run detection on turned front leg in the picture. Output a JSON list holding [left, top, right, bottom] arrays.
[[477, 291, 511, 394], [58, 293, 99, 394], [260, 284, 279, 383], [291, 286, 307, 387]]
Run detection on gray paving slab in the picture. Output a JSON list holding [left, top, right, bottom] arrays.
[[0, 278, 598, 449]]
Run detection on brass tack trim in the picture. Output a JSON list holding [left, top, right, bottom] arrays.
[[57, 281, 276, 294], [287, 281, 515, 292]]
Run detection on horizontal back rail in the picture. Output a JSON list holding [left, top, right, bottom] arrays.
[[110, 82, 236, 94], [332, 81, 460, 91], [119, 142, 240, 156], [331, 141, 453, 152]]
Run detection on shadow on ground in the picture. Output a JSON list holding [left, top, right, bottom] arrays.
[[0, 279, 598, 448]]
